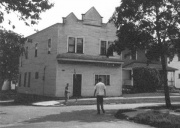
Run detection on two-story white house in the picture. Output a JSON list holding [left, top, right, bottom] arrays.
[[18, 7, 124, 97]]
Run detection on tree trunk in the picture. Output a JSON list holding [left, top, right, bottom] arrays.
[[161, 55, 171, 108]]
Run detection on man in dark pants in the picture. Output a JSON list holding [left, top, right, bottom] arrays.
[[94, 78, 106, 114]]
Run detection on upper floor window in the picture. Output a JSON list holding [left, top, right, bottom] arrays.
[[48, 39, 51, 54], [130, 50, 137, 60], [25, 47, 28, 59], [100, 40, 113, 56], [35, 43, 38, 57], [95, 75, 110, 86], [68, 37, 83, 53]]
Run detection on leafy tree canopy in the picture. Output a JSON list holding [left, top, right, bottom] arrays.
[[109, 0, 180, 108], [0, 30, 25, 89], [0, 0, 54, 28], [0, 0, 53, 90], [110, 0, 180, 61]]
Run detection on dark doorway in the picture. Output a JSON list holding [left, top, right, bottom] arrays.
[[73, 74, 82, 97]]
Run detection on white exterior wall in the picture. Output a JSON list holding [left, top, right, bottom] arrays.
[[56, 63, 122, 97], [18, 24, 59, 96], [168, 55, 180, 88]]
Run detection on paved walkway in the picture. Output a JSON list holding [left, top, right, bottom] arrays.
[[32, 95, 180, 106]]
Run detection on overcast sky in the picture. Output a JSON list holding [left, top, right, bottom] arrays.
[[3, 0, 120, 37]]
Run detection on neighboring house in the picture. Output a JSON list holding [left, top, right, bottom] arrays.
[[121, 49, 177, 88], [18, 7, 124, 97], [168, 55, 180, 88]]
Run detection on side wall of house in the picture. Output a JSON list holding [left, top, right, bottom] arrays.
[[18, 24, 59, 96]]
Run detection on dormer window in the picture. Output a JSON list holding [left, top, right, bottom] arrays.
[[68, 37, 84, 54]]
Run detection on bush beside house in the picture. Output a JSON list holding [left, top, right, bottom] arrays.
[[133, 67, 161, 93]]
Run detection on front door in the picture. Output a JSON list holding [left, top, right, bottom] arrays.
[[73, 74, 82, 97]]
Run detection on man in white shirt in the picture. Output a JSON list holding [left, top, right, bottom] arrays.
[[94, 78, 106, 114]]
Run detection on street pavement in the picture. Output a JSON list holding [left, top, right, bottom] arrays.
[[1, 95, 180, 128], [0, 102, 158, 128]]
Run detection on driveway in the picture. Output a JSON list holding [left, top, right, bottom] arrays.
[[0, 103, 158, 128]]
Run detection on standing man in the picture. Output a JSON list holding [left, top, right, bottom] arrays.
[[94, 78, 106, 114]]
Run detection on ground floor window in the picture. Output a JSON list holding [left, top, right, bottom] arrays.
[[95, 75, 110, 86], [19, 74, 21, 87]]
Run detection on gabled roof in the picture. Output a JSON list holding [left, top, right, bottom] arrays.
[[63, 12, 78, 23], [82, 7, 103, 26], [83, 6, 103, 18]]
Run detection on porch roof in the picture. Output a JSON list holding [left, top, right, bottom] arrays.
[[57, 53, 123, 66], [123, 62, 178, 71]]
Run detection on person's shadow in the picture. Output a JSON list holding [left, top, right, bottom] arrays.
[[23, 109, 119, 124]]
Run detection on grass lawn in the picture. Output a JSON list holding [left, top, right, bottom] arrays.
[[66, 92, 180, 106], [115, 104, 180, 128]]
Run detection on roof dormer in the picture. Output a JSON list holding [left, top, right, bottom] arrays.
[[63, 12, 78, 24], [82, 7, 103, 26]]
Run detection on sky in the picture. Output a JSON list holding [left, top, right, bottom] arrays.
[[3, 0, 121, 37]]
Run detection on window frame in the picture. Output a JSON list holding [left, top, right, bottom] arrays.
[[25, 47, 28, 59], [94, 74, 110, 86], [48, 38, 52, 54], [28, 72, 31, 87], [19, 74, 21, 87], [24, 72, 27, 87], [67, 36, 84, 54], [35, 43, 38, 57], [100, 40, 114, 56]]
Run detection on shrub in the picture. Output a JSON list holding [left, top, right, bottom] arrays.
[[133, 67, 161, 93], [132, 110, 180, 128]]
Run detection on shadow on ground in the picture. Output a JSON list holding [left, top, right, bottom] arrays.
[[23, 109, 118, 124], [0, 101, 29, 106]]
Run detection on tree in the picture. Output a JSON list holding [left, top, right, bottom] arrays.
[[0, 0, 54, 90], [109, 0, 180, 108], [0, 30, 25, 90], [0, 0, 54, 28]]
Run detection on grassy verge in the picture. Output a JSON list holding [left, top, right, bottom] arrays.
[[66, 96, 180, 106], [131, 110, 180, 128], [115, 105, 180, 128]]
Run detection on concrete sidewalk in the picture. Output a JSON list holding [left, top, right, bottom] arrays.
[[32, 95, 180, 106]]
